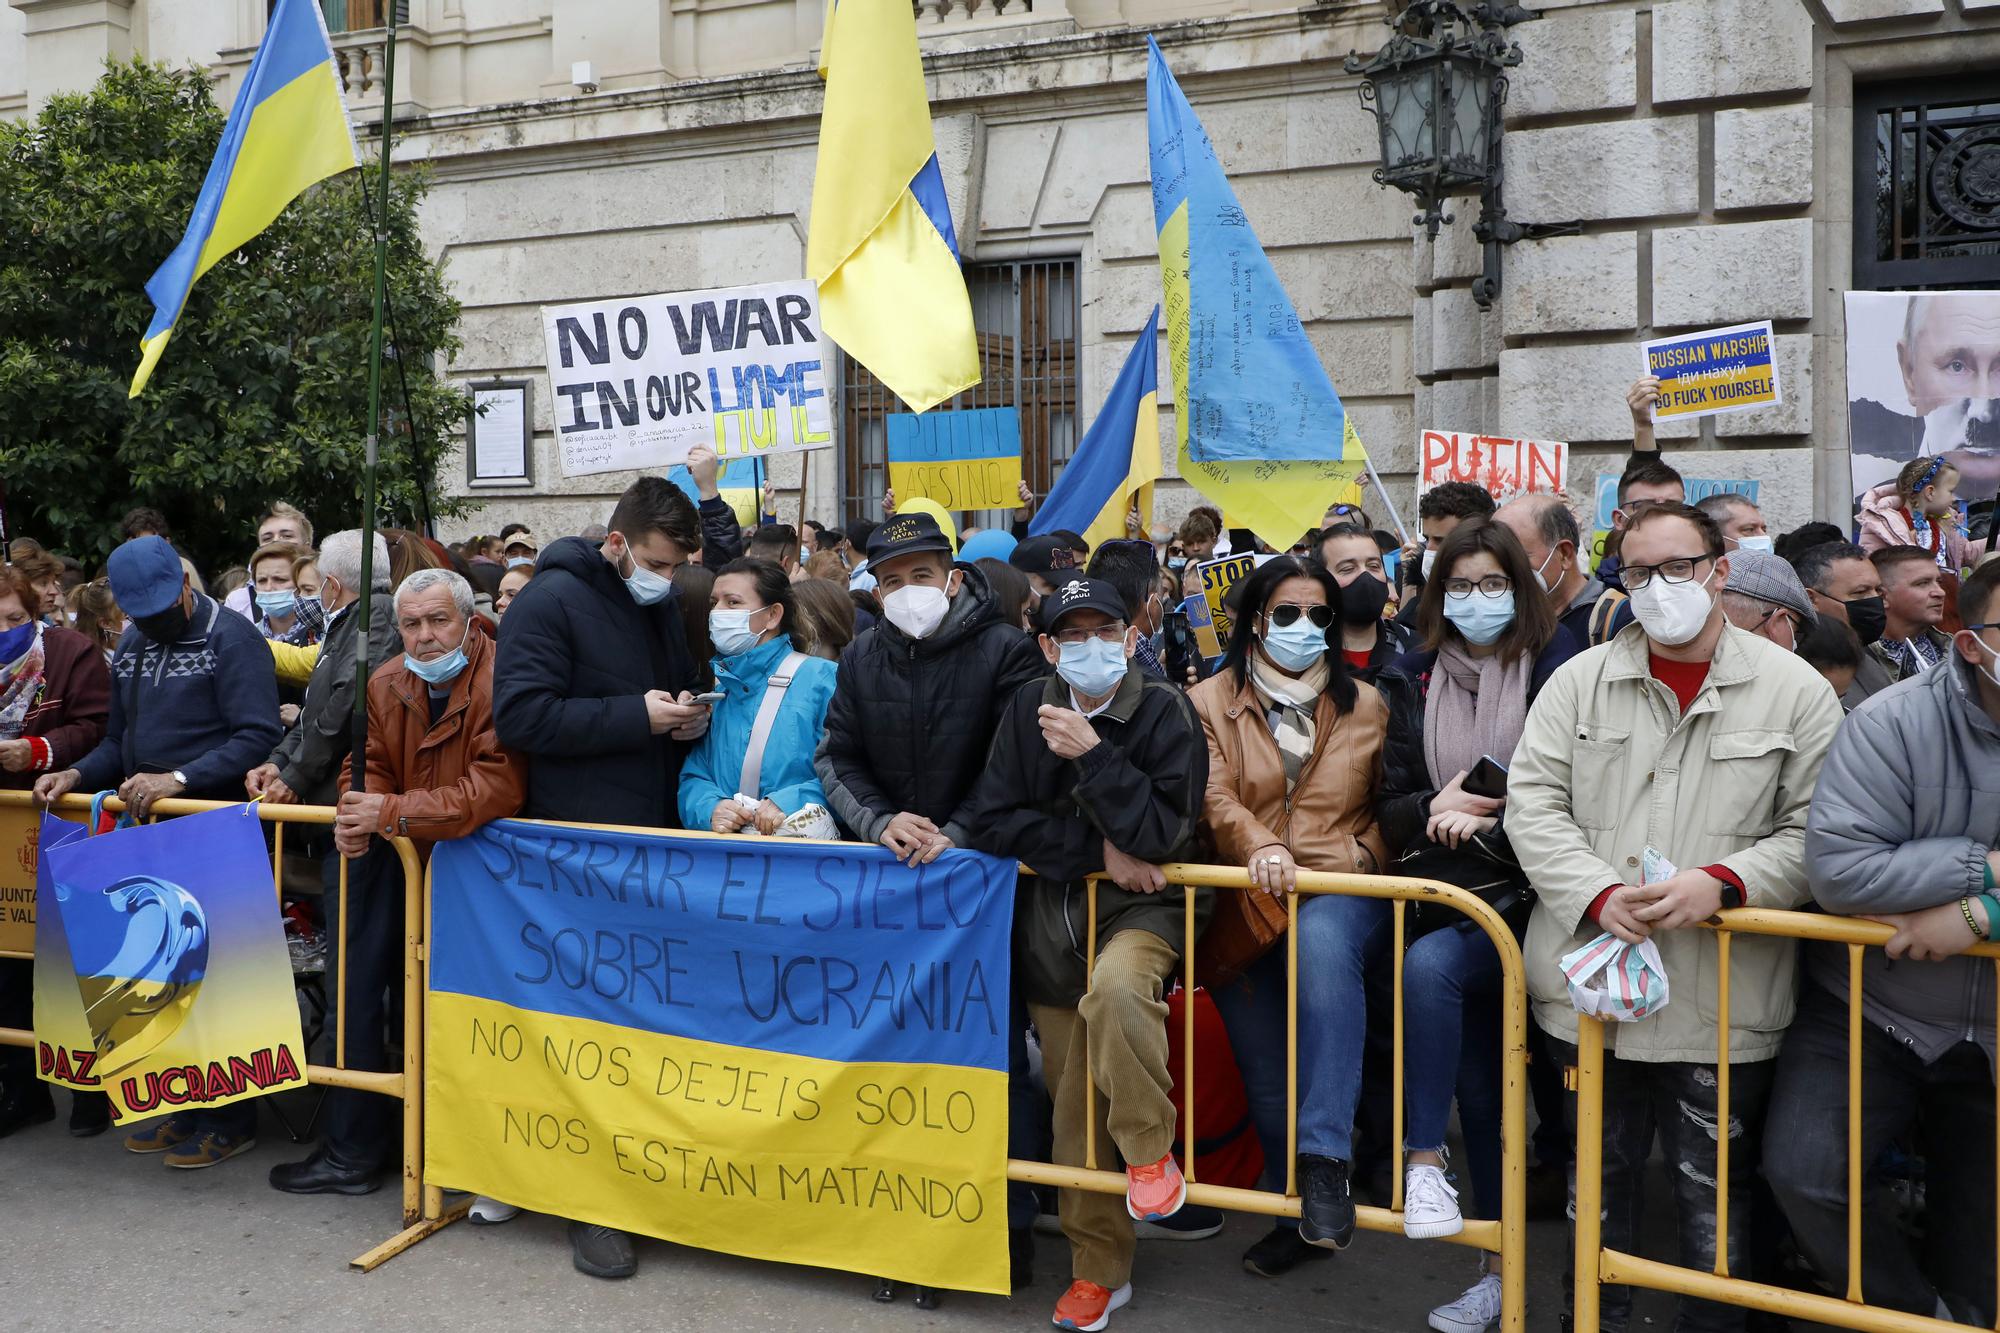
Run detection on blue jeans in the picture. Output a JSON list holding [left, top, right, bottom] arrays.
[[1211, 894, 1388, 1178], [1401, 922, 1505, 1220]]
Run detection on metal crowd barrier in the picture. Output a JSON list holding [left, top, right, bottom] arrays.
[[1571, 907, 2000, 1333], [1011, 864, 1531, 1333], [0, 790, 451, 1270]]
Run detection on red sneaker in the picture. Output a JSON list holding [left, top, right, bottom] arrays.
[[1051, 1280, 1132, 1331], [1124, 1152, 1187, 1222]]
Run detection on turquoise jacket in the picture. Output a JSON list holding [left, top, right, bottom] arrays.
[[677, 633, 838, 830]]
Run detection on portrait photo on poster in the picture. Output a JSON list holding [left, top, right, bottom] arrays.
[[1843, 290, 2000, 509]]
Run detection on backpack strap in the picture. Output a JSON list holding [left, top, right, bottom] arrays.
[[1588, 588, 1629, 647], [738, 652, 809, 801]]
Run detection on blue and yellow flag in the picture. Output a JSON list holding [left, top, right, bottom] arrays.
[[426, 822, 1016, 1294], [1032, 308, 1163, 552], [129, 0, 359, 397], [807, 0, 980, 413], [1147, 37, 1368, 547]]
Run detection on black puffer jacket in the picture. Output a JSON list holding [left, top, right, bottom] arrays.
[[964, 668, 1209, 1007], [813, 562, 1045, 844], [492, 536, 699, 826]]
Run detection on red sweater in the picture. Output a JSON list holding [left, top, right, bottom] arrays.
[[2, 626, 111, 787]]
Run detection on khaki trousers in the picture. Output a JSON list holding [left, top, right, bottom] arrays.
[[1028, 927, 1180, 1289]]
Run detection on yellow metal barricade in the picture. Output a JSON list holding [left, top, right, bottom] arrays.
[[1571, 907, 2000, 1333], [1010, 864, 1531, 1333], [0, 790, 454, 1270]]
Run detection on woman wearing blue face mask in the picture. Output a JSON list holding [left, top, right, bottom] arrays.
[[1188, 555, 1391, 1277], [676, 559, 839, 838], [1372, 518, 1577, 1330], [248, 543, 307, 641]]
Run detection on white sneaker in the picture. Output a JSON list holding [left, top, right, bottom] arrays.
[[1428, 1272, 1502, 1333], [1402, 1162, 1464, 1239], [467, 1195, 520, 1225]]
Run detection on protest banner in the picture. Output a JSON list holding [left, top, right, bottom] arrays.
[[669, 457, 762, 530], [29, 812, 97, 1092], [542, 280, 834, 478], [1185, 553, 1256, 661], [1640, 320, 1782, 421], [886, 407, 1024, 512], [1843, 290, 2000, 511], [1418, 430, 1568, 503], [40, 805, 305, 1119], [0, 801, 45, 956], [1589, 475, 1763, 565], [426, 822, 1016, 1294]]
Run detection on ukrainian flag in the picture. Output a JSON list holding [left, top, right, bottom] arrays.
[[1147, 36, 1368, 548], [129, 0, 359, 397], [1031, 308, 1163, 552], [807, 1, 980, 413]]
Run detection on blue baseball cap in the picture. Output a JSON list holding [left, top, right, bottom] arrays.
[[106, 535, 188, 618]]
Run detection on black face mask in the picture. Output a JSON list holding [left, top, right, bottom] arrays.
[[1339, 572, 1391, 626], [133, 603, 190, 645], [1843, 594, 1887, 647]]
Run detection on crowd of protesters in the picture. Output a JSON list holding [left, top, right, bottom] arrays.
[[1, 377, 1996, 1331]]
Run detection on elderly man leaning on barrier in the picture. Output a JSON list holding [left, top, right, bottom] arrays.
[[963, 575, 1208, 1333], [266, 568, 526, 1198], [34, 534, 282, 1169], [1765, 557, 2000, 1325], [1505, 502, 1843, 1333]]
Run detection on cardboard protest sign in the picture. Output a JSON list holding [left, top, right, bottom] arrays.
[[1418, 430, 1568, 503], [669, 457, 762, 530], [43, 805, 305, 1119], [1188, 554, 1256, 662], [543, 280, 834, 478], [1641, 320, 1781, 421], [1844, 290, 2000, 510], [1589, 474, 1762, 565], [426, 822, 1016, 1295], [887, 407, 1024, 512]]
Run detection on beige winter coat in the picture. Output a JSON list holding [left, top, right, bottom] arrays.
[[1506, 622, 1844, 1063]]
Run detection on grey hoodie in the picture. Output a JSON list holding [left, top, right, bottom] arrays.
[[1804, 654, 1999, 1072]]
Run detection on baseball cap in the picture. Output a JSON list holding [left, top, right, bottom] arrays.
[[1039, 576, 1128, 632], [105, 535, 187, 618], [503, 530, 540, 552], [1010, 535, 1079, 580], [1725, 549, 1817, 626], [867, 511, 954, 565]]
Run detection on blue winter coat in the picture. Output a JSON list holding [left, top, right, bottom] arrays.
[[677, 633, 838, 830]]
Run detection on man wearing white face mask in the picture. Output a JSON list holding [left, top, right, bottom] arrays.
[[813, 511, 1043, 866], [1507, 501, 1843, 1333], [963, 576, 1207, 1333], [1496, 493, 1634, 650], [1694, 492, 1772, 554]]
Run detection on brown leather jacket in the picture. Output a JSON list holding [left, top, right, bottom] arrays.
[[1190, 669, 1390, 875], [339, 629, 525, 851]]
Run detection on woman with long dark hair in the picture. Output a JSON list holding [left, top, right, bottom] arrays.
[[1189, 555, 1390, 1277], [1374, 518, 1577, 1331]]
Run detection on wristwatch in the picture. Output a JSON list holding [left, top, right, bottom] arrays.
[[1718, 881, 1745, 910], [170, 769, 188, 788]]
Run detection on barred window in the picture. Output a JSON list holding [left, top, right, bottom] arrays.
[[1855, 79, 2000, 290]]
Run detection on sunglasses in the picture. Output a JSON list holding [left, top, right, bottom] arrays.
[[1268, 603, 1334, 630]]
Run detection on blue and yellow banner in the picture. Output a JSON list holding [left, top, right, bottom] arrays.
[[130, 0, 359, 396], [40, 805, 306, 1119], [426, 822, 1017, 1294], [669, 457, 762, 530], [1146, 37, 1368, 548], [1639, 319, 1782, 421], [1032, 309, 1163, 551], [29, 812, 97, 1092], [888, 406, 1025, 513]]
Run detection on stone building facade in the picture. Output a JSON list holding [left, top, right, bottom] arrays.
[[6, 0, 1998, 542]]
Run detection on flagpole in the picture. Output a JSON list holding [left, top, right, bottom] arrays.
[[1360, 451, 1412, 549], [351, 5, 400, 798]]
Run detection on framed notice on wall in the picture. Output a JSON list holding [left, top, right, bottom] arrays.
[[467, 381, 533, 487]]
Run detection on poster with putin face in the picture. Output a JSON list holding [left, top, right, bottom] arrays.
[[1845, 291, 2000, 511]]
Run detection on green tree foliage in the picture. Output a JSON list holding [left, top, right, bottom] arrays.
[[0, 59, 467, 575]]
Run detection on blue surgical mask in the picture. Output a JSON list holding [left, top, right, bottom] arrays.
[[405, 645, 468, 685], [619, 548, 675, 606], [1056, 637, 1128, 698], [506, 556, 535, 570], [1166, 556, 1188, 572], [1260, 618, 1327, 672], [1443, 589, 1516, 646], [709, 607, 768, 657], [255, 589, 297, 618]]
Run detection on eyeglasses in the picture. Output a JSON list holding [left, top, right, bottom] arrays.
[[1621, 554, 1714, 591], [1052, 622, 1128, 646], [1268, 603, 1333, 630], [1443, 575, 1513, 599]]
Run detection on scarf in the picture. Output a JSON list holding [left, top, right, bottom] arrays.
[[0, 620, 48, 741], [1248, 647, 1329, 793], [1423, 638, 1533, 792], [275, 594, 327, 646]]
